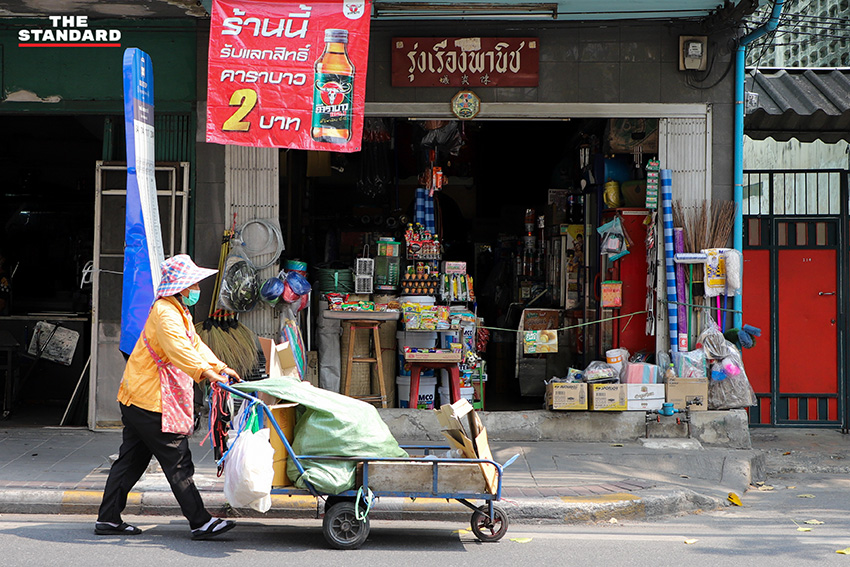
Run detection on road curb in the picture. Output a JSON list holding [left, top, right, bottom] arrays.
[[0, 486, 726, 524]]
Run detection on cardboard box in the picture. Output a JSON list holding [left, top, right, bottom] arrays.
[[268, 403, 297, 487], [305, 351, 319, 387], [666, 378, 708, 411], [436, 399, 498, 494], [589, 384, 627, 411], [259, 337, 301, 379], [627, 398, 665, 411], [626, 384, 665, 401], [546, 382, 587, 410], [520, 308, 561, 331]]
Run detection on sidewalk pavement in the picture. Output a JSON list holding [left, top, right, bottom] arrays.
[[0, 422, 798, 525]]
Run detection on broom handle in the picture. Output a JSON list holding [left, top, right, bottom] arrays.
[[716, 296, 721, 327], [722, 294, 728, 332]]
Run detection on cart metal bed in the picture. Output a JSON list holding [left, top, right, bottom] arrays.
[[217, 383, 516, 549]]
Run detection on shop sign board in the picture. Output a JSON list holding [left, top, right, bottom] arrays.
[[206, 0, 371, 153], [392, 37, 539, 87], [121, 47, 165, 355]]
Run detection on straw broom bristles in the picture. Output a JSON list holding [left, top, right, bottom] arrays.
[[708, 200, 736, 248], [673, 200, 736, 251]]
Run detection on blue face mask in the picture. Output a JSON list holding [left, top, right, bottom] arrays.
[[182, 289, 201, 306]]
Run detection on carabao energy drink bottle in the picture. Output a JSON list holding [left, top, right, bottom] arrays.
[[311, 28, 354, 144]]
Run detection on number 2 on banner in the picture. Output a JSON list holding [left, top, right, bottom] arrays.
[[222, 88, 258, 132]]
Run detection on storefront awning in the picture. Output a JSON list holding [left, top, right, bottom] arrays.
[[745, 68, 850, 144]]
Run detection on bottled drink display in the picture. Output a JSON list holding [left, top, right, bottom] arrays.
[[311, 28, 354, 144]]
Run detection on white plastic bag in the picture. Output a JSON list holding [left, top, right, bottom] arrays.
[[223, 427, 275, 512]]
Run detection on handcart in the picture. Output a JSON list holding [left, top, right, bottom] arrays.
[[216, 383, 516, 550]]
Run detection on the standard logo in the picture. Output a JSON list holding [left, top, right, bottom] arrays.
[[18, 16, 122, 47]]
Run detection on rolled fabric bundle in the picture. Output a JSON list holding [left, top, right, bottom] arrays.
[[674, 227, 687, 351], [661, 170, 678, 353]]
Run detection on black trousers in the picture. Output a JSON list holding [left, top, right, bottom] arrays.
[[97, 403, 212, 529]]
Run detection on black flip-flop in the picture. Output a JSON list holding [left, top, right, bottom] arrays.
[[95, 522, 142, 535], [191, 518, 235, 540]]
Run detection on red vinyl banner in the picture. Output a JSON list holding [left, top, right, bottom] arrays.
[[207, 0, 370, 152]]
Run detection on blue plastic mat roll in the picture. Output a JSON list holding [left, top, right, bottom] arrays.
[[661, 170, 678, 353]]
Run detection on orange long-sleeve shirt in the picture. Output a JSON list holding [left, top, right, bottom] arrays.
[[118, 295, 226, 413]]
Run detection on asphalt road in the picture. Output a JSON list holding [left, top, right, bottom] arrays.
[[3, 471, 850, 566]]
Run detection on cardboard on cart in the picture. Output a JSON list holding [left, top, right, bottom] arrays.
[[626, 383, 665, 410], [589, 383, 627, 411], [666, 378, 708, 411], [259, 337, 300, 379], [256, 338, 301, 486], [545, 382, 587, 410], [357, 461, 486, 494], [268, 403, 297, 487], [435, 399, 498, 494]]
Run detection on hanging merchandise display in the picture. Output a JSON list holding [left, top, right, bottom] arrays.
[[597, 215, 629, 261], [260, 276, 286, 306], [218, 251, 260, 313], [196, 230, 260, 379], [645, 210, 658, 336], [645, 159, 660, 209]]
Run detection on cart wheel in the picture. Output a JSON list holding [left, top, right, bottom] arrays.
[[322, 501, 370, 550], [470, 504, 509, 542]]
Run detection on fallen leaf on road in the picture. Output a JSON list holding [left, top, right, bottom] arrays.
[[783, 452, 791, 455], [805, 520, 825, 525], [684, 539, 699, 544], [797, 494, 816, 498], [728, 493, 743, 506], [837, 548, 850, 554], [757, 485, 775, 491], [797, 527, 812, 532], [609, 518, 618, 524], [756, 481, 765, 486], [510, 538, 532, 543], [787, 486, 796, 489]]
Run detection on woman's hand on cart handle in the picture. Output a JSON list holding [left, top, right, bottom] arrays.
[[221, 367, 243, 383]]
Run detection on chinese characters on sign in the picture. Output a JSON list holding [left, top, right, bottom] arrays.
[[392, 37, 539, 87], [206, 0, 371, 152]]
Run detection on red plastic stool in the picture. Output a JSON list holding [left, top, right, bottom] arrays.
[[408, 362, 460, 409]]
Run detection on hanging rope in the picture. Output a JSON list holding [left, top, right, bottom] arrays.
[[232, 219, 285, 271]]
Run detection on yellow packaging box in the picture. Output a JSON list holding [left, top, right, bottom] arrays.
[[545, 382, 587, 410], [589, 383, 627, 411]]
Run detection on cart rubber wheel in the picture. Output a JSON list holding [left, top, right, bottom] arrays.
[[470, 504, 508, 542], [322, 501, 370, 550]]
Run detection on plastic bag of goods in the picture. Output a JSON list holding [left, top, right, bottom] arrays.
[[223, 427, 275, 512]]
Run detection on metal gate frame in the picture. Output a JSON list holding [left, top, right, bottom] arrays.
[[89, 161, 189, 429], [743, 168, 849, 428]]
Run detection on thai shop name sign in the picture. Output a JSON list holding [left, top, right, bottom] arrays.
[[392, 37, 539, 87], [207, 0, 371, 153]]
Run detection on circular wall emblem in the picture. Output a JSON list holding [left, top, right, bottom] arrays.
[[451, 90, 481, 120]]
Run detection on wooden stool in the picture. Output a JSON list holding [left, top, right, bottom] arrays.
[[408, 362, 460, 409], [342, 319, 388, 408]]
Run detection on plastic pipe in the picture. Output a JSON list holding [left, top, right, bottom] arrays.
[[734, 0, 785, 329]]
